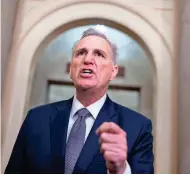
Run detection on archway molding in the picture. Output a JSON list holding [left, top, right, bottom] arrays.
[[2, 1, 176, 173]]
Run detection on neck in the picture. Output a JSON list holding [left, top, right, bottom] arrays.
[[76, 88, 106, 107]]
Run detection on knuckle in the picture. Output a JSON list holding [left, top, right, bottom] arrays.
[[104, 151, 109, 159], [103, 122, 109, 126], [117, 152, 125, 160], [100, 133, 106, 140], [113, 156, 119, 163], [101, 143, 106, 150], [110, 122, 114, 128], [123, 131, 127, 137], [117, 135, 125, 143], [123, 153, 127, 159], [123, 146, 127, 153], [111, 122, 116, 128]]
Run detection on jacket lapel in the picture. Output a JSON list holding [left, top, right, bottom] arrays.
[[50, 98, 73, 173], [73, 96, 118, 173]]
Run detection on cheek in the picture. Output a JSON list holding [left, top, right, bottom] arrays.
[[70, 68, 77, 81], [70, 62, 80, 76], [98, 63, 113, 79]]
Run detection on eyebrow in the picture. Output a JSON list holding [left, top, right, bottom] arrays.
[[74, 48, 87, 55], [95, 49, 107, 57], [74, 47, 107, 57]]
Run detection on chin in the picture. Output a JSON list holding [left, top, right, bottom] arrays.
[[78, 83, 97, 91]]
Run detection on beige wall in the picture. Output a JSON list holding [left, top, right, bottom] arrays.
[[179, 0, 190, 173], [1, 0, 177, 173], [1, 0, 19, 93], [2, 0, 190, 173], [1, 0, 19, 172]]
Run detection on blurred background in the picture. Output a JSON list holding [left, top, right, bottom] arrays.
[[1, 0, 190, 173]]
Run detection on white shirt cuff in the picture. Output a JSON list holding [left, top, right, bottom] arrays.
[[124, 161, 131, 174]]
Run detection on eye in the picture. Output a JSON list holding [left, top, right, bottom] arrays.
[[94, 51, 104, 58], [76, 51, 85, 56]]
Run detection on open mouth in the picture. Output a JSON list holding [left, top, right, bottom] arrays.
[[81, 69, 93, 74], [79, 68, 94, 78]]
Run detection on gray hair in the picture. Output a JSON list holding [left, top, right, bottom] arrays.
[[72, 28, 118, 64]]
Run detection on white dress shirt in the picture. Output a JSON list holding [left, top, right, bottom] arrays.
[[66, 94, 131, 174]]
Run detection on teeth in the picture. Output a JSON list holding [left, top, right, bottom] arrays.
[[83, 69, 92, 74]]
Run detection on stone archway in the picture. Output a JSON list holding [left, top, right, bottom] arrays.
[[2, 1, 177, 173]]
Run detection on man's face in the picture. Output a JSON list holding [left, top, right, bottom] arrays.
[[70, 35, 118, 91]]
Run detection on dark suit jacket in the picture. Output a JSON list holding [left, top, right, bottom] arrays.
[[5, 96, 154, 174]]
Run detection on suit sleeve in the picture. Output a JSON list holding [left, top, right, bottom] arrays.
[[129, 119, 154, 174], [5, 110, 31, 174]]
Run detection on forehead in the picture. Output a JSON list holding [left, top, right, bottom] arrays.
[[75, 36, 112, 54]]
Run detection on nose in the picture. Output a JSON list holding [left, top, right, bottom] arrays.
[[84, 52, 94, 65]]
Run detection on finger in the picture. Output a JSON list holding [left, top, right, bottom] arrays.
[[103, 150, 126, 164], [103, 150, 118, 162], [96, 122, 122, 134], [99, 133, 126, 144], [100, 143, 127, 154], [96, 122, 126, 136]]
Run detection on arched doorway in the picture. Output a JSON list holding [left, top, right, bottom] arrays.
[[2, 1, 176, 173], [29, 21, 155, 120]]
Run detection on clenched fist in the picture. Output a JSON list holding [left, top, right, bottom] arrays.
[[96, 122, 127, 174]]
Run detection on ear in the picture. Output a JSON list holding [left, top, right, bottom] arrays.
[[110, 64, 118, 81]]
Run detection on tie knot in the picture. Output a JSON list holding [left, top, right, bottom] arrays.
[[76, 108, 90, 118]]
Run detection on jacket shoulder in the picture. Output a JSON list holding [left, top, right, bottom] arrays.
[[25, 98, 73, 123], [113, 101, 151, 127]]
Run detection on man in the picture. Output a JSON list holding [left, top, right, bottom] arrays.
[[5, 28, 154, 174]]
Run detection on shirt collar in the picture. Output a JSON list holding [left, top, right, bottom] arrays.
[[70, 93, 107, 119]]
